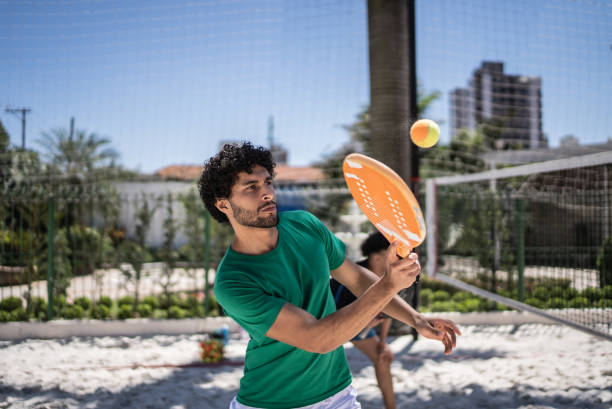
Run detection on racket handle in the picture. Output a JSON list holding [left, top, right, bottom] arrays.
[[396, 244, 411, 258], [396, 245, 420, 283]]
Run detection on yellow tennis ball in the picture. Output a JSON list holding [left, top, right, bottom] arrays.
[[410, 119, 440, 148]]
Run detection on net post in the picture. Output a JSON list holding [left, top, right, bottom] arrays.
[[515, 197, 525, 302], [425, 179, 437, 276], [46, 196, 55, 320]]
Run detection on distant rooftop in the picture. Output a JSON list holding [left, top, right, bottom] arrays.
[[156, 164, 325, 185]]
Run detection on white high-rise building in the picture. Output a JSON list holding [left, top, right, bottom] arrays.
[[450, 61, 547, 149]]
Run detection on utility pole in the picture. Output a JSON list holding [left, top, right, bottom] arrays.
[[5, 106, 31, 150]]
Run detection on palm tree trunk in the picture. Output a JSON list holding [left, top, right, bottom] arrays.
[[367, 0, 415, 182]]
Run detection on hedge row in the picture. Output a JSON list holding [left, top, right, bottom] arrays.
[[0, 292, 219, 322]]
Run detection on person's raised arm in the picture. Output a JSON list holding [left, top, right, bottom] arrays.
[[331, 245, 461, 354], [265, 242, 420, 354]]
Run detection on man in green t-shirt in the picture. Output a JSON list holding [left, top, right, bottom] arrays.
[[198, 142, 461, 409]]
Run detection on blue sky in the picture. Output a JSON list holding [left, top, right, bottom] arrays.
[[2, 0, 611, 172]]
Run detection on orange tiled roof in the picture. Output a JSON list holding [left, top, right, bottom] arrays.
[[156, 164, 325, 184]]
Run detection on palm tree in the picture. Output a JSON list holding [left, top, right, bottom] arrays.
[[367, 0, 412, 181], [36, 128, 119, 178]]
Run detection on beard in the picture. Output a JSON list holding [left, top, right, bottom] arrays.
[[229, 200, 278, 228]]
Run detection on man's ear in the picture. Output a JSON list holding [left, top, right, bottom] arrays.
[[215, 198, 230, 216]]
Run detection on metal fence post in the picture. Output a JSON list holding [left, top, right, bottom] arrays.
[[516, 197, 525, 302], [203, 210, 211, 315], [47, 196, 55, 320]]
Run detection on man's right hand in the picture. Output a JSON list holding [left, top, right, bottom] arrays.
[[382, 241, 421, 292]]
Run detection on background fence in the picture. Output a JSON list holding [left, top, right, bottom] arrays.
[[0, 178, 231, 322], [426, 152, 612, 340]]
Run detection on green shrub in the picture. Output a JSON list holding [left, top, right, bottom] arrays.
[[564, 288, 578, 299], [532, 286, 549, 301], [419, 289, 433, 307], [30, 297, 46, 313], [547, 297, 566, 309], [74, 297, 92, 311], [117, 304, 134, 319], [525, 297, 545, 309], [61, 305, 85, 320], [10, 307, 28, 321], [181, 295, 200, 311], [137, 303, 153, 318], [0, 310, 10, 322], [167, 305, 186, 319], [193, 305, 206, 318], [206, 293, 219, 313], [118, 296, 135, 307], [451, 291, 471, 303], [581, 287, 602, 301], [603, 285, 612, 299], [91, 304, 111, 320], [596, 299, 609, 308], [462, 298, 481, 312], [142, 296, 159, 309], [430, 300, 458, 312], [432, 290, 450, 303], [98, 295, 113, 308], [152, 309, 168, 319], [57, 295, 68, 309], [478, 299, 500, 312], [0, 296, 23, 312], [67, 225, 114, 276], [159, 294, 180, 309], [568, 297, 590, 308], [549, 287, 565, 298]]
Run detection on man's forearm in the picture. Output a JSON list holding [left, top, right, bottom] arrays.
[[336, 261, 423, 329], [313, 277, 398, 353]]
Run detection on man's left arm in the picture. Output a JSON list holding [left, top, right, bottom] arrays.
[[331, 256, 461, 354]]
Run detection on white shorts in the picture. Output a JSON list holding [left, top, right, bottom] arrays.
[[229, 384, 361, 409]]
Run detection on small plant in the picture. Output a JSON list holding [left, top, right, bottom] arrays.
[[74, 297, 92, 311], [142, 295, 159, 310], [118, 296, 135, 308], [547, 297, 566, 309], [525, 297, 545, 309], [0, 296, 23, 312], [432, 290, 450, 303], [200, 339, 224, 363], [419, 288, 433, 307], [98, 295, 113, 308], [61, 305, 85, 320], [137, 303, 153, 318], [532, 286, 549, 301], [117, 304, 134, 319], [568, 297, 590, 308], [167, 305, 186, 319], [91, 304, 111, 320]]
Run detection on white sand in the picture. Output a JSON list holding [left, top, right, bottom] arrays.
[[1, 324, 611, 409]]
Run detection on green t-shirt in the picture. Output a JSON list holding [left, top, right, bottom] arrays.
[[214, 210, 352, 408]]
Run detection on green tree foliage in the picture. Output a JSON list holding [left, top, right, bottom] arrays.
[[36, 127, 119, 178], [159, 193, 179, 297]]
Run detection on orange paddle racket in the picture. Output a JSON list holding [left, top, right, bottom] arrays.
[[343, 153, 426, 261]]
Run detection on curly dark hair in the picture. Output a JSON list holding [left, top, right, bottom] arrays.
[[198, 142, 276, 223], [360, 232, 389, 257]]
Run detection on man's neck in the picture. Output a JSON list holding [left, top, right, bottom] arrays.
[[231, 224, 279, 255]]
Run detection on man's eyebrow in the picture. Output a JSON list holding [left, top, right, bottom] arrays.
[[240, 176, 273, 186]]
